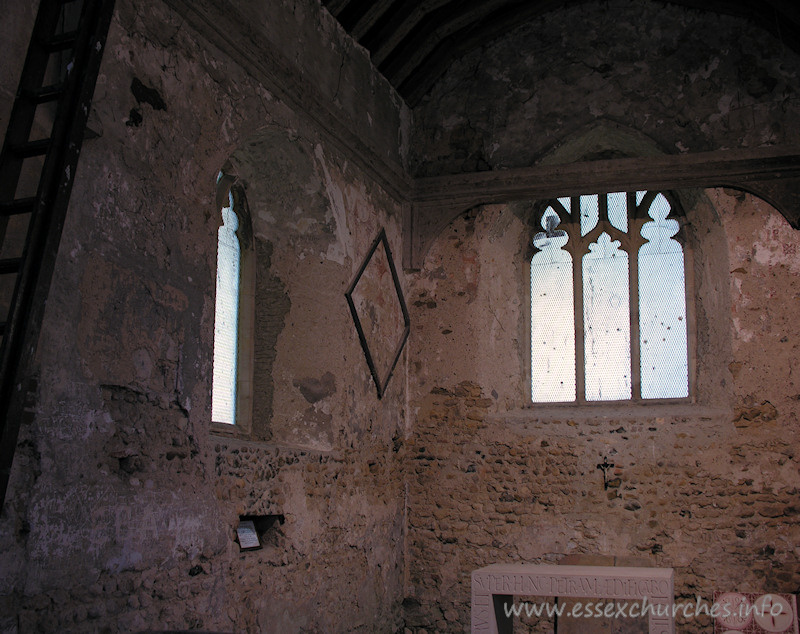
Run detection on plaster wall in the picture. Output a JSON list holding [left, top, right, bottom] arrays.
[[0, 0, 409, 631], [218, 0, 411, 172]]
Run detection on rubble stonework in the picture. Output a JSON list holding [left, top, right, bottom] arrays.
[[404, 193, 800, 632], [0, 0, 408, 631], [0, 0, 799, 632]]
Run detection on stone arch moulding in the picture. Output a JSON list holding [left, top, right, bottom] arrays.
[[403, 146, 800, 270]]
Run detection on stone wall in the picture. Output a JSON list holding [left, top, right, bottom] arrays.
[[402, 4, 800, 630], [410, 0, 800, 177], [404, 192, 800, 632], [1, 0, 800, 632], [0, 0, 409, 631]]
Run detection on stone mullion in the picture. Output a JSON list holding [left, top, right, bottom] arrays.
[[570, 196, 586, 403], [628, 191, 642, 401]]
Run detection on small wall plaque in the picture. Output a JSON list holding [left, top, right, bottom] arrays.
[[236, 520, 261, 550]]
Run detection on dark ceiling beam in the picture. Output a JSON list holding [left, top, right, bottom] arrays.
[[336, 0, 377, 32], [350, 0, 396, 41], [404, 146, 800, 268], [366, 0, 453, 68], [380, 0, 518, 89], [322, 0, 351, 19], [399, 0, 576, 106]]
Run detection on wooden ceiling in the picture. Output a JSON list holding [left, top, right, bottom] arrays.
[[321, 0, 800, 107]]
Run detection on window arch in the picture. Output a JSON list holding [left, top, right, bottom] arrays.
[[529, 190, 691, 403], [211, 172, 254, 431]]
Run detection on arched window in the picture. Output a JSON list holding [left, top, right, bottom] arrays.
[[530, 191, 690, 403], [212, 190, 240, 424], [211, 173, 254, 430]]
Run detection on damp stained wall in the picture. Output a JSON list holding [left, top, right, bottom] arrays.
[[410, 1, 800, 177], [1, 0, 800, 633], [406, 190, 800, 632], [404, 2, 800, 632], [0, 0, 410, 631]]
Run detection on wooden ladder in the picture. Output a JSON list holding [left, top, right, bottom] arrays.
[[0, 0, 115, 508]]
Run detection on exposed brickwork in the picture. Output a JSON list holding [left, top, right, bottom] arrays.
[[404, 191, 800, 631], [1, 0, 799, 632], [405, 383, 800, 632]]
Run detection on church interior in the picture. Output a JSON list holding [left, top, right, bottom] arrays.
[[1, 0, 800, 631]]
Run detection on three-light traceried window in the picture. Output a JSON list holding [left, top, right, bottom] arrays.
[[212, 190, 240, 425], [530, 191, 689, 403]]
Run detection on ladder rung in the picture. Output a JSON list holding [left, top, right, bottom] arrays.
[[44, 30, 79, 53], [0, 258, 22, 275], [11, 138, 51, 158], [0, 198, 36, 217], [23, 83, 65, 104]]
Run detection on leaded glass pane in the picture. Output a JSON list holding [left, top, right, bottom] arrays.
[[639, 194, 688, 398], [530, 208, 575, 402], [608, 192, 628, 232], [583, 232, 631, 400], [212, 198, 240, 424], [580, 195, 598, 236], [530, 190, 688, 404]]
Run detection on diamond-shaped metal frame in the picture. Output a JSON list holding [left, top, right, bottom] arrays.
[[345, 228, 410, 399]]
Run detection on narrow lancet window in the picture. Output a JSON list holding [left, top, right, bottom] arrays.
[[583, 232, 631, 401], [212, 191, 240, 424], [638, 194, 688, 398], [530, 206, 575, 402]]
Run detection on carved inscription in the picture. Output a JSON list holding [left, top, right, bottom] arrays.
[[472, 591, 492, 630], [471, 565, 674, 634], [477, 573, 670, 599]]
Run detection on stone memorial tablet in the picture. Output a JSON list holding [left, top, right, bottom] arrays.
[[471, 563, 674, 634]]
